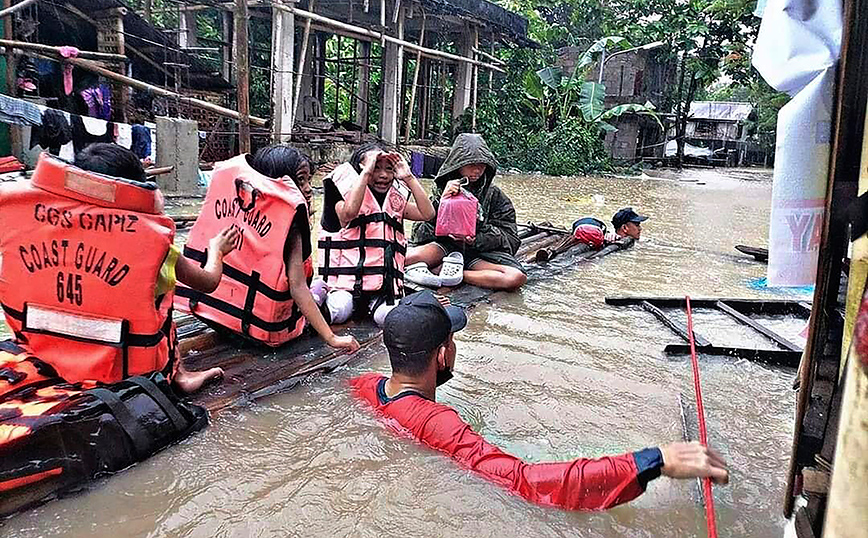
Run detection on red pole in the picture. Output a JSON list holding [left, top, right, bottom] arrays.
[[685, 295, 718, 538]]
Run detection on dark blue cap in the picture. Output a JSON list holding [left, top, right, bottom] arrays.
[[383, 290, 467, 360], [612, 207, 648, 230]]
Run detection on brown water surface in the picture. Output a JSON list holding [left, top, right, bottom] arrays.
[[3, 167, 806, 537]]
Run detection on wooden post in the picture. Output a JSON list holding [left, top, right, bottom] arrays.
[[451, 24, 476, 122], [314, 33, 326, 104], [378, 4, 403, 144], [824, 13, 868, 528], [179, 10, 198, 49], [95, 8, 128, 123], [471, 50, 478, 131], [355, 40, 370, 131], [293, 0, 313, 124], [271, 0, 295, 141], [402, 14, 424, 142], [334, 34, 341, 124], [2, 0, 19, 158], [235, 0, 251, 153], [418, 58, 429, 139], [222, 9, 233, 82], [437, 61, 446, 143]]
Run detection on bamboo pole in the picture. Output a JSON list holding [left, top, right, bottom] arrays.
[[292, 0, 314, 124], [234, 0, 250, 152], [0, 0, 36, 19], [276, 4, 505, 73], [471, 50, 478, 131], [0, 38, 127, 61], [56, 55, 267, 125], [402, 13, 424, 142], [472, 46, 504, 66], [3, 0, 19, 158]]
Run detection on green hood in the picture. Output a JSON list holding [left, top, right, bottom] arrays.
[[434, 134, 498, 199]]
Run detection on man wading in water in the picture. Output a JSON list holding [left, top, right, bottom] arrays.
[[351, 290, 729, 511]]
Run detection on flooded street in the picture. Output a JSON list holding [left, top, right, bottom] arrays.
[[3, 167, 806, 537]]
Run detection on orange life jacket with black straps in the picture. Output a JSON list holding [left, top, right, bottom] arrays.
[[318, 163, 408, 303], [174, 155, 312, 346], [0, 153, 175, 385], [0, 339, 207, 516]]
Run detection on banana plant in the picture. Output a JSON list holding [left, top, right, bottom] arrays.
[[531, 36, 661, 133]]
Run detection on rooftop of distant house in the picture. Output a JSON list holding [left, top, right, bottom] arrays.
[[689, 101, 755, 122]]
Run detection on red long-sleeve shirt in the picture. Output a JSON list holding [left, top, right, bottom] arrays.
[[350, 373, 664, 511]]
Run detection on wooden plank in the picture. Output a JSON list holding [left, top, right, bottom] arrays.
[[795, 507, 817, 538], [664, 344, 801, 368], [735, 244, 769, 262], [802, 467, 831, 495], [716, 300, 803, 352], [606, 296, 812, 316], [640, 300, 712, 347]]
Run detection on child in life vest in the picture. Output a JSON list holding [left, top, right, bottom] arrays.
[[244, 144, 360, 352], [74, 143, 234, 394], [317, 142, 436, 326]]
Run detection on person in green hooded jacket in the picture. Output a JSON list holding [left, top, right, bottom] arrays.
[[405, 134, 527, 291]]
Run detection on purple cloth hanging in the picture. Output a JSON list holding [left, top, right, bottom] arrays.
[[410, 151, 424, 177]]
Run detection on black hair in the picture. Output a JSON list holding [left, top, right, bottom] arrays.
[[389, 346, 442, 376], [349, 141, 390, 173], [74, 143, 147, 182], [299, 152, 316, 174], [250, 144, 311, 182]]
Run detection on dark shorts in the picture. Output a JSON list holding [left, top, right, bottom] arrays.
[[431, 238, 526, 274]]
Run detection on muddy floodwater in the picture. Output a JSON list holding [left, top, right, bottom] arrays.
[[3, 167, 808, 537]]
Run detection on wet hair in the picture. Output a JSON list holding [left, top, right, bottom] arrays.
[[299, 153, 315, 175], [349, 141, 390, 173], [250, 144, 311, 182], [74, 143, 147, 182]]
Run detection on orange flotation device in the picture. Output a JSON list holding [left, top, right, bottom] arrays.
[[0, 339, 207, 517], [318, 163, 408, 302], [0, 153, 175, 385], [174, 155, 312, 346]]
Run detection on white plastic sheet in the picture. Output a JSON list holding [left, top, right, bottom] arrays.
[[752, 0, 842, 287]]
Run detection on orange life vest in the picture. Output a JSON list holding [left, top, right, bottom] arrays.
[[174, 155, 312, 346], [318, 163, 408, 302], [0, 339, 207, 516], [0, 153, 175, 384]]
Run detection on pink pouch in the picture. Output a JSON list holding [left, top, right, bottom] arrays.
[[436, 189, 478, 239]]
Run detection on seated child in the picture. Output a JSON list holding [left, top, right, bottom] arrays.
[[174, 145, 360, 354], [317, 142, 436, 326], [405, 134, 527, 291]]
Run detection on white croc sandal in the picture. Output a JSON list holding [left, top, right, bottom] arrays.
[[404, 262, 442, 288], [439, 252, 464, 287]]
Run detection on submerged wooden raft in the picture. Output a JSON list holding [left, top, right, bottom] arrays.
[[181, 226, 636, 412], [606, 295, 811, 367]]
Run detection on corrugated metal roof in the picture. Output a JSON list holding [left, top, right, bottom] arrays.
[[689, 101, 754, 121]]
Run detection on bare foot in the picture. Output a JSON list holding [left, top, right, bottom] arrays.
[[173, 365, 224, 394]]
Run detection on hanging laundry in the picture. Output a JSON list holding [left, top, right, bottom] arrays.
[[70, 114, 114, 154], [131, 124, 152, 160], [29, 108, 72, 155], [0, 94, 42, 126], [410, 151, 424, 177], [116, 122, 133, 150], [80, 84, 111, 120], [59, 46, 79, 96]]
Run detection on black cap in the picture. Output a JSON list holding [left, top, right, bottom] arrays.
[[383, 290, 467, 360], [612, 207, 649, 230]]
